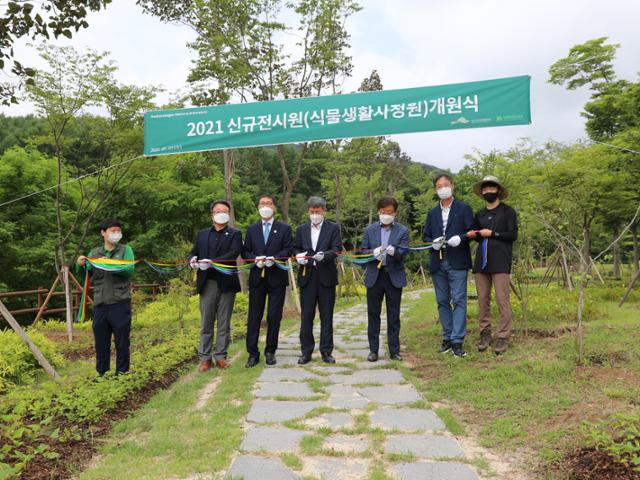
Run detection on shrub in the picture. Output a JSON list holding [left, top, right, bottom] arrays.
[[583, 414, 640, 472], [0, 329, 63, 392]]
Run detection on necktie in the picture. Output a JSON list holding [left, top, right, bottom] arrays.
[[263, 222, 270, 244]]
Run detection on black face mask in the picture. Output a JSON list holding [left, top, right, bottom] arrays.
[[483, 192, 499, 203]]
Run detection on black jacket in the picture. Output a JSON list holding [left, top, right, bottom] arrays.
[[472, 203, 518, 273], [189, 226, 242, 293], [242, 219, 294, 288], [294, 221, 343, 288]]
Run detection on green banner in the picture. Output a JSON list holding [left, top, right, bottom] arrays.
[[144, 75, 531, 156]]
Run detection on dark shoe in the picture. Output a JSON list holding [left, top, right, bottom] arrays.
[[321, 353, 336, 364], [215, 359, 230, 369], [478, 330, 492, 352], [451, 343, 467, 358], [298, 354, 312, 365], [367, 352, 378, 362], [198, 359, 212, 372], [439, 340, 452, 354], [245, 356, 259, 368], [390, 353, 403, 361], [265, 352, 277, 365], [494, 338, 509, 355]]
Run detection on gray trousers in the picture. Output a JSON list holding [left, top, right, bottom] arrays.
[[198, 279, 236, 361]]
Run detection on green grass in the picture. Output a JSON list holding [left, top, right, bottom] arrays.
[[401, 285, 640, 474], [78, 340, 261, 480]]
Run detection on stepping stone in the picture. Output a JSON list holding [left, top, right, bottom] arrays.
[[326, 385, 369, 409], [391, 461, 479, 480], [227, 455, 298, 480], [339, 341, 371, 350], [255, 382, 317, 398], [277, 349, 302, 357], [303, 456, 370, 479], [247, 400, 323, 423], [384, 434, 464, 458], [322, 433, 370, 454], [309, 366, 352, 375], [268, 356, 299, 366], [258, 368, 320, 382], [359, 384, 421, 405], [354, 360, 392, 369], [370, 408, 445, 432], [240, 425, 307, 452], [303, 412, 354, 429], [330, 369, 404, 385]]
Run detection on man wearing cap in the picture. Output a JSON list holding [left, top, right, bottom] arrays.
[[189, 200, 243, 372], [422, 173, 474, 357], [467, 176, 518, 355]]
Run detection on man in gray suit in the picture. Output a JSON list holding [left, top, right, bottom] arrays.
[[361, 196, 410, 362]]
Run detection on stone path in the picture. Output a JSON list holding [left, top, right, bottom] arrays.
[[227, 292, 481, 480]]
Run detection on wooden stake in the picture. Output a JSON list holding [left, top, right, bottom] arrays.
[[287, 258, 301, 313], [619, 268, 640, 307], [62, 265, 73, 342], [559, 245, 574, 291], [0, 301, 61, 380], [32, 274, 60, 326]]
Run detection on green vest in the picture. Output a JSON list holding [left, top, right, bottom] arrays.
[[89, 244, 132, 306]]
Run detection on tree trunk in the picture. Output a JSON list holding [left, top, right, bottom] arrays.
[[334, 173, 342, 226], [632, 221, 640, 271], [581, 226, 591, 271], [223, 149, 236, 225], [612, 226, 622, 280]]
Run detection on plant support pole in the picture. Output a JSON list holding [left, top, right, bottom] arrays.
[[0, 300, 61, 380]]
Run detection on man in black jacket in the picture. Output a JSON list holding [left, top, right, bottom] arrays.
[[189, 200, 242, 371], [242, 195, 294, 367], [467, 176, 518, 355], [294, 196, 343, 365]]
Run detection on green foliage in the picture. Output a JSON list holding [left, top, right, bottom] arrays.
[[0, 293, 201, 476], [583, 414, 640, 472], [515, 284, 603, 326], [548, 37, 619, 92], [0, 329, 63, 392]]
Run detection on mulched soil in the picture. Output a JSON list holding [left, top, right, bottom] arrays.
[[17, 356, 197, 480], [563, 447, 640, 480]]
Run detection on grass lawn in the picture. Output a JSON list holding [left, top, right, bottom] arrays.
[[401, 283, 640, 477]]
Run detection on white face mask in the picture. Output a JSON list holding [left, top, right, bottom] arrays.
[[379, 214, 395, 225], [108, 232, 122, 244], [309, 213, 324, 225], [259, 206, 274, 219], [437, 187, 452, 200], [213, 212, 230, 225]]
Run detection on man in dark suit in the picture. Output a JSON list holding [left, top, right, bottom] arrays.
[[242, 194, 294, 367], [361, 196, 410, 362], [294, 196, 343, 365], [423, 173, 474, 358], [189, 200, 242, 372]]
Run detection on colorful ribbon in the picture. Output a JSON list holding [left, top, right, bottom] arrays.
[[76, 268, 90, 322]]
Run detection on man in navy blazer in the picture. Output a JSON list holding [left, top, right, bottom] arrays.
[[242, 194, 294, 367], [422, 173, 474, 357], [361, 196, 410, 362], [294, 196, 343, 365], [189, 200, 242, 372]]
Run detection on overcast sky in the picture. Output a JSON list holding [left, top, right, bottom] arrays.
[[3, 0, 639, 171]]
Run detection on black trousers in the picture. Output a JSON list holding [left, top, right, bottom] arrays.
[[92, 301, 131, 376], [299, 270, 335, 356], [366, 270, 402, 355], [246, 282, 286, 358]]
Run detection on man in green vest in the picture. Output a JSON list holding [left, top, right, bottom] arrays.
[[77, 218, 135, 376]]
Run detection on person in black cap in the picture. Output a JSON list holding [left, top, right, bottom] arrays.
[[467, 175, 518, 355]]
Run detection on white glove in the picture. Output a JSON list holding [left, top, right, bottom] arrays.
[[296, 252, 308, 265], [265, 256, 275, 267], [386, 245, 395, 256], [373, 246, 385, 260], [198, 259, 211, 270], [189, 257, 199, 270], [447, 235, 461, 248], [432, 236, 445, 251], [312, 251, 324, 262], [255, 255, 266, 269]]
